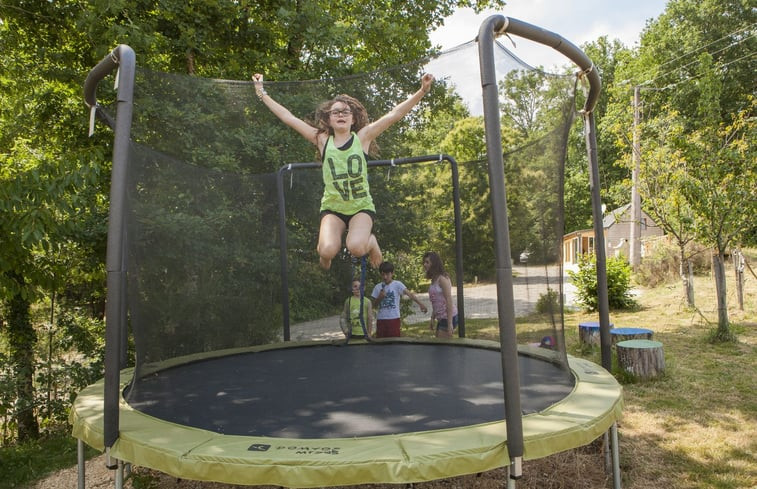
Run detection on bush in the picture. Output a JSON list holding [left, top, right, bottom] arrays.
[[635, 238, 711, 287], [536, 288, 560, 314], [568, 254, 638, 312]]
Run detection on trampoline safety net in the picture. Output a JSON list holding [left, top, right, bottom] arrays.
[[118, 40, 579, 415]]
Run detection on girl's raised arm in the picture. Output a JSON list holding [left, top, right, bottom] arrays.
[[253, 74, 320, 146], [358, 73, 434, 147]]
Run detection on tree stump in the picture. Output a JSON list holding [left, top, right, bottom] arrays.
[[578, 321, 613, 346], [610, 327, 653, 344], [616, 339, 665, 380]]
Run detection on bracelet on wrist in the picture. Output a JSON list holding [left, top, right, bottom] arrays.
[[256, 88, 267, 100]]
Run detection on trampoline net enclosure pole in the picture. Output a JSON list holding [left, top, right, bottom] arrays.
[[479, 13, 609, 479], [493, 15, 611, 369], [83, 44, 136, 452], [478, 15, 524, 476], [584, 111, 613, 370], [276, 162, 320, 341]]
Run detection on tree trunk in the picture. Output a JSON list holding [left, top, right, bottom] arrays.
[[6, 284, 40, 441], [186, 49, 195, 75], [617, 339, 666, 380], [284, 0, 304, 71], [734, 249, 744, 311], [687, 261, 695, 307], [712, 251, 731, 340], [679, 245, 694, 307]]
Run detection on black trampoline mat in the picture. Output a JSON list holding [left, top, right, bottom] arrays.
[[125, 342, 574, 438]]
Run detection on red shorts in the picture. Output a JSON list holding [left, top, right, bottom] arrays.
[[376, 318, 401, 338]]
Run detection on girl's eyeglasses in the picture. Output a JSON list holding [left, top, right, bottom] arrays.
[[329, 109, 352, 117]]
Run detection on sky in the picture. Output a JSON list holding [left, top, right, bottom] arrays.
[[430, 0, 670, 70]]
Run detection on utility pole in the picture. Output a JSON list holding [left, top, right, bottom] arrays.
[[629, 85, 642, 270]]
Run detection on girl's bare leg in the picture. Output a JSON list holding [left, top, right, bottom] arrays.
[[366, 233, 383, 268], [436, 328, 453, 339], [345, 213, 382, 268], [317, 214, 346, 270]]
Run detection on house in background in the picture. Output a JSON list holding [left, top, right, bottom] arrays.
[[563, 203, 664, 271]]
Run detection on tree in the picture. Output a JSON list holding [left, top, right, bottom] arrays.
[[1, 0, 508, 441], [634, 0, 756, 127], [0, 3, 109, 440], [678, 97, 756, 340], [439, 117, 492, 278], [587, 37, 638, 214], [497, 69, 577, 264], [601, 0, 755, 338], [74, 0, 507, 79], [635, 110, 699, 306]]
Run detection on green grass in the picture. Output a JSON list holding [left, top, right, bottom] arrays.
[[0, 430, 99, 489], [403, 268, 756, 489]]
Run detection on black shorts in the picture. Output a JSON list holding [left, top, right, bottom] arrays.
[[320, 209, 376, 227]]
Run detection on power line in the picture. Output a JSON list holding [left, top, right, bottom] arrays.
[[654, 51, 757, 91], [643, 30, 756, 88], [654, 22, 756, 71]]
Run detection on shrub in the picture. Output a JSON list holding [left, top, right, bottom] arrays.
[[635, 238, 711, 287], [568, 254, 638, 312], [536, 288, 560, 314]]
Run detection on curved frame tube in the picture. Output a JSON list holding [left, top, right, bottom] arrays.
[[478, 14, 613, 480], [82, 44, 136, 452]]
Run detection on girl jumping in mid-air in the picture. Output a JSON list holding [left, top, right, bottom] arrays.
[[253, 72, 434, 270]]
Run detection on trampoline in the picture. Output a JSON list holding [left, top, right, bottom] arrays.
[[75, 13, 624, 488], [71, 339, 621, 486]]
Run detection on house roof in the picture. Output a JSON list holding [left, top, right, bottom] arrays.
[[563, 229, 593, 239], [602, 203, 632, 228], [564, 203, 663, 240]]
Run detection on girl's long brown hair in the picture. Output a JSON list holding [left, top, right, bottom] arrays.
[[315, 95, 379, 156], [423, 251, 448, 281]]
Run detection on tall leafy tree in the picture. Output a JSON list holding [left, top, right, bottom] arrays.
[[603, 0, 755, 335], [605, 0, 754, 188], [75, 0, 507, 78], [551, 36, 632, 235], [0, 2, 109, 441], [585, 37, 636, 213], [677, 96, 756, 339], [1, 0, 507, 441], [635, 110, 698, 305], [632, 0, 755, 126]]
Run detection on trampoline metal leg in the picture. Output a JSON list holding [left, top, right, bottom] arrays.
[[115, 460, 124, 489], [506, 465, 516, 489], [611, 422, 622, 489], [77, 439, 85, 489], [105, 447, 117, 469]]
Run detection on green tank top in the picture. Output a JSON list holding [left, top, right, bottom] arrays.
[[345, 296, 371, 336], [320, 133, 375, 214]]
